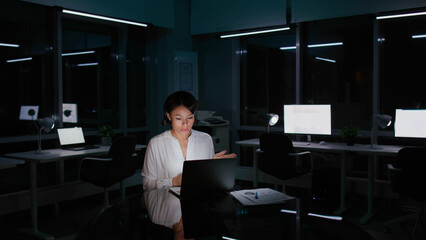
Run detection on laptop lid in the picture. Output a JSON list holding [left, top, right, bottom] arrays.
[[57, 127, 86, 146], [172, 157, 238, 200]]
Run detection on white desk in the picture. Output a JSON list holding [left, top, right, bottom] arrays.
[[0, 157, 25, 169], [236, 138, 403, 224], [5, 144, 146, 240]]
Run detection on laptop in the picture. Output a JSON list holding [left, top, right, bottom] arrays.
[[57, 127, 99, 151], [169, 157, 238, 200]]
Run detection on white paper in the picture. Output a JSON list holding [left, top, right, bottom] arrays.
[[230, 188, 294, 206]]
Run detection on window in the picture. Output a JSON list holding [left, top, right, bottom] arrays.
[[0, 1, 53, 137], [127, 26, 147, 128], [0, 1, 147, 144], [62, 18, 119, 129], [379, 14, 426, 120], [303, 16, 373, 130], [240, 30, 296, 127]]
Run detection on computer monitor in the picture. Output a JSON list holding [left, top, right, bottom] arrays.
[[394, 109, 426, 138], [283, 104, 331, 135]]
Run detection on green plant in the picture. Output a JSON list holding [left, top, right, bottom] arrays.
[[340, 125, 359, 140], [98, 125, 115, 137]]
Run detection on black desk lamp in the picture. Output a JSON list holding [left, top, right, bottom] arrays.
[[370, 114, 392, 149], [266, 113, 279, 133], [36, 117, 55, 154]]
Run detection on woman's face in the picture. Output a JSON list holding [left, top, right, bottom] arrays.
[[167, 105, 195, 139]]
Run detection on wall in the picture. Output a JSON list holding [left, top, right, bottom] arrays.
[[144, 0, 194, 138], [191, 0, 287, 35], [21, 0, 174, 29], [292, 0, 426, 23]]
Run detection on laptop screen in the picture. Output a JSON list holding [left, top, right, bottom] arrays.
[[170, 157, 238, 199], [57, 127, 85, 146]]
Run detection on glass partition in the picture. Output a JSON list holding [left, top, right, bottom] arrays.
[[240, 29, 296, 127]]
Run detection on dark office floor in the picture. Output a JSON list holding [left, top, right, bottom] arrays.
[[0, 184, 424, 240]]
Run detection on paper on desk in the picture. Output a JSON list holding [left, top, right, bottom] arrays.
[[230, 188, 294, 206]]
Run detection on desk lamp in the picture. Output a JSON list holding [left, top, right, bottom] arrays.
[[266, 113, 279, 132], [36, 117, 55, 154], [370, 114, 392, 149]]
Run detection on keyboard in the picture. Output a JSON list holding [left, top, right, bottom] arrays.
[[62, 145, 99, 151], [293, 141, 311, 146]]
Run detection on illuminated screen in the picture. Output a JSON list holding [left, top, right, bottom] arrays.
[[284, 104, 331, 135], [57, 127, 85, 145], [394, 109, 426, 138]]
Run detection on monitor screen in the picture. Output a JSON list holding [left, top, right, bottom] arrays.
[[284, 104, 331, 135], [394, 109, 426, 138], [57, 127, 85, 145]]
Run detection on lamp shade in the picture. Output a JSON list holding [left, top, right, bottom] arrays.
[[375, 114, 392, 129], [267, 113, 279, 126], [38, 117, 55, 132]]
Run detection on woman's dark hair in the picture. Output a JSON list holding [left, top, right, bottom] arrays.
[[162, 91, 198, 125]]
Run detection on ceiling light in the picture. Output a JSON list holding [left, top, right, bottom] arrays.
[[220, 27, 290, 38], [63, 9, 147, 27], [279, 46, 297, 50], [280, 209, 297, 214], [376, 11, 426, 20], [62, 50, 95, 56], [308, 42, 343, 48], [315, 57, 336, 63], [77, 62, 98, 67], [307, 213, 342, 221], [412, 34, 426, 39], [0, 43, 19, 48], [7, 57, 32, 63]]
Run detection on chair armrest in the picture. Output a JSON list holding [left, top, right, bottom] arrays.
[[387, 163, 402, 171], [289, 151, 311, 156], [82, 157, 113, 162]]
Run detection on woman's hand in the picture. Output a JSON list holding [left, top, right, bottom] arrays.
[[213, 150, 237, 159], [172, 174, 182, 187]]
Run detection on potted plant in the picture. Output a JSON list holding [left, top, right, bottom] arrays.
[[98, 125, 115, 146], [340, 125, 358, 146]]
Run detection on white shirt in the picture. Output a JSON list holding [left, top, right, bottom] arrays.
[[142, 129, 215, 190], [144, 189, 181, 228]]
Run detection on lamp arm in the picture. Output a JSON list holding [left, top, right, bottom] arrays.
[[37, 127, 43, 153]]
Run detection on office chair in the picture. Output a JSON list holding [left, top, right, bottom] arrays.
[[384, 147, 426, 240], [258, 133, 312, 193], [78, 135, 138, 208]]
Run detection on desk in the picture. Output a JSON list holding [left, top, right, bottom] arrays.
[[236, 139, 403, 224], [0, 157, 25, 169], [5, 144, 146, 240], [142, 188, 372, 239]]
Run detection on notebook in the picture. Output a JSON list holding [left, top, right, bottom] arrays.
[[169, 157, 238, 200], [57, 127, 99, 151]]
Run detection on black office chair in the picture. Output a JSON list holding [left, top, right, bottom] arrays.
[[78, 135, 138, 208], [258, 133, 312, 193], [384, 147, 426, 240]]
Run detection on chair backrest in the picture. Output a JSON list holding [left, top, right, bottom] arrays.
[[106, 135, 137, 185], [391, 147, 426, 201], [259, 133, 296, 180]]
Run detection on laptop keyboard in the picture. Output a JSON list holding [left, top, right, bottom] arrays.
[[63, 145, 99, 151]]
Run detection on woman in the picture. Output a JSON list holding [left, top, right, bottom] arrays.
[[142, 91, 236, 190]]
